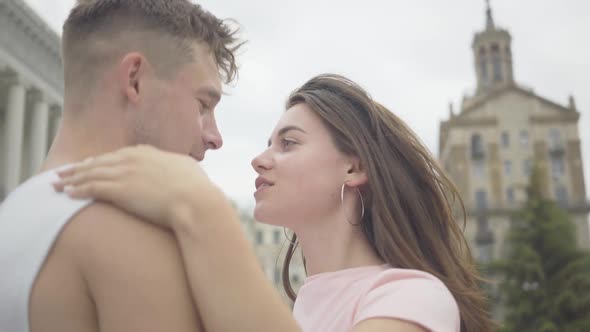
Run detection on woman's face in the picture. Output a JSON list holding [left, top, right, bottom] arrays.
[[251, 103, 353, 229]]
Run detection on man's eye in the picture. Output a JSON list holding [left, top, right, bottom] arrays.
[[198, 101, 209, 114]]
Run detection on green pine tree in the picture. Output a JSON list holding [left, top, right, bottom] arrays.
[[489, 166, 590, 332]]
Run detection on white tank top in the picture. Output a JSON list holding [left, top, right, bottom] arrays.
[[0, 168, 92, 332]]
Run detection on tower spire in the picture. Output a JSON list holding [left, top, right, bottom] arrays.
[[486, 0, 495, 30], [472, 0, 514, 94]]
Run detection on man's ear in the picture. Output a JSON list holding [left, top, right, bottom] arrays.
[[344, 156, 368, 187], [118, 52, 148, 106]]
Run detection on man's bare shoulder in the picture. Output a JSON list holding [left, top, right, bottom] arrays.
[[52, 202, 203, 331], [65, 202, 178, 264]]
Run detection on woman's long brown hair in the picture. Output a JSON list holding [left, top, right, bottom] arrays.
[[281, 74, 494, 332]]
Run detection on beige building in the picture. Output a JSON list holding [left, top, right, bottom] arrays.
[[0, 0, 63, 201], [439, 3, 590, 263], [240, 211, 306, 304]]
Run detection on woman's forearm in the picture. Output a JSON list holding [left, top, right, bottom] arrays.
[[172, 196, 301, 332]]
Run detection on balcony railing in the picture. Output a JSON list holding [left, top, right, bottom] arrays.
[[471, 149, 486, 160], [457, 201, 590, 218], [549, 144, 565, 157]]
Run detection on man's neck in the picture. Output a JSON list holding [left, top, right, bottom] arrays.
[[42, 113, 129, 172]]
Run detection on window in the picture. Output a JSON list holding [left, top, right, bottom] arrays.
[[477, 243, 494, 263], [475, 190, 488, 210], [519, 130, 529, 148], [501, 131, 510, 148], [292, 274, 301, 285], [523, 159, 532, 177], [491, 44, 502, 82], [255, 230, 264, 245], [555, 187, 568, 207], [473, 161, 486, 178], [492, 58, 502, 81], [479, 47, 488, 82], [504, 160, 512, 176], [475, 217, 494, 263], [548, 128, 562, 150], [506, 188, 514, 204], [551, 157, 565, 177], [477, 217, 490, 232], [273, 229, 281, 244], [480, 59, 488, 82], [471, 134, 484, 159]]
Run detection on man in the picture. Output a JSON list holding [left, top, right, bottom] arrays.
[[0, 1, 241, 331]]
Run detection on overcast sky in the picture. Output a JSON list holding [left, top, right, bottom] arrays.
[[23, 0, 590, 210]]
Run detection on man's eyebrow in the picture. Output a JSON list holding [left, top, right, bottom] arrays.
[[267, 126, 306, 147]]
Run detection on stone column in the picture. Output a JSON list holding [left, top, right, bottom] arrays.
[[29, 90, 50, 173], [3, 75, 27, 193]]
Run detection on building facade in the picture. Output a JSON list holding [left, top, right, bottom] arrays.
[[240, 211, 306, 304], [0, 0, 63, 200], [439, 3, 590, 264]]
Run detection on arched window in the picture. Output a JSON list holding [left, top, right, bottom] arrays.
[[491, 44, 502, 82], [478, 47, 488, 82]]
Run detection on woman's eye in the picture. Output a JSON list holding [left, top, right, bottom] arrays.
[[281, 139, 296, 149]]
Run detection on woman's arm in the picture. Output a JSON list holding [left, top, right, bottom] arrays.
[[171, 194, 300, 332]]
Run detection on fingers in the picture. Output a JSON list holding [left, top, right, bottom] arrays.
[[62, 181, 119, 201], [59, 153, 124, 176], [56, 145, 160, 177], [53, 151, 130, 193], [53, 145, 155, 198], [53, 165, 125, 192]]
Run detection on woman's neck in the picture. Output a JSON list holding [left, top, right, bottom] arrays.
[[294, 216, 385, 276]]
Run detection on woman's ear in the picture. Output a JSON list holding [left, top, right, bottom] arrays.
[[345, 157, 368, 187]]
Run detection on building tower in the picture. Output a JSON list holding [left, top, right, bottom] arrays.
[[439, 1, 590, 265]]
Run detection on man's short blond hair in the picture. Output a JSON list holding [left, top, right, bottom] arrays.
[[62, 0, 241, 96]]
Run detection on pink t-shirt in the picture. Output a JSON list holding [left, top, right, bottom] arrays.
[[292, 265, 460, 332]]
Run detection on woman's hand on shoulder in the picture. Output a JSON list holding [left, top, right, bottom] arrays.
[[53, 145, 223, 230]]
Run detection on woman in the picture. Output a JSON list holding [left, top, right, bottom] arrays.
[[54, 74, 493, 332]]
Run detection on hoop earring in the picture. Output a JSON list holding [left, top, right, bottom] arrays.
[[341, 183, 365, 226], [283, 227, 297, 245]]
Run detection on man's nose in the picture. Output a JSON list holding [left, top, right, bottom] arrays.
[[203, 118, 223, 150]]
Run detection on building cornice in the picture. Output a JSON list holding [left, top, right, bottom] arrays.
[[460, 84, 575, 116], [0, 0, 63, 97], [5, 0, 61, 49], [445, 116, 498, 128], [530, 112, 580, 125]]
